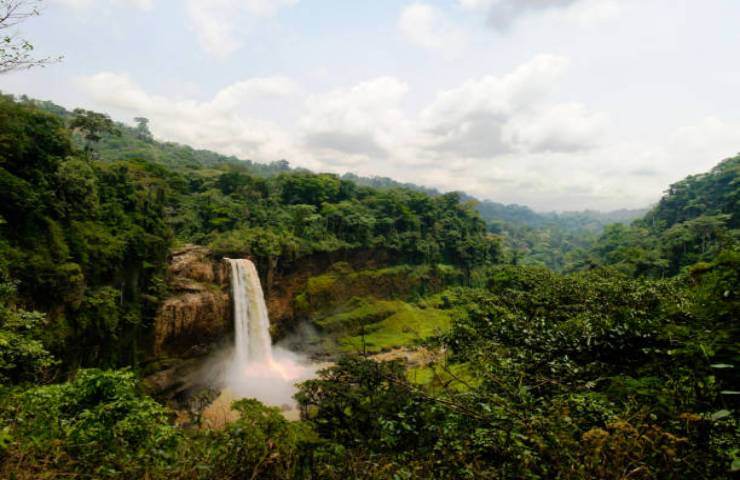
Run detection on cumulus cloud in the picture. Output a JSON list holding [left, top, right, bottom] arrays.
[[240, 0, 298, 16], [77, 54, 738, 212], [52, 0, 95, 7], [561, 0, 621, 27], [210, 76, 299, 111], [504, 103, 606, 152], [458, 0, 620, 30], [419, 54, 603, 157], [399, 3, 469, 56], [78, 56, 613, 208], [115, 0, 153, 9], [300, 77, 411, 162], [669, 116, 740, 166], [79, 72, 304, 163], [186, 0, 298, 58]]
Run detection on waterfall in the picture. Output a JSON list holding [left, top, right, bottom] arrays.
[[220, 258, 316, 416], [227, 259, 273, 368]]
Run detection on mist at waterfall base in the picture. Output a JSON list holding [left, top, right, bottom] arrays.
[[223, 344, 316, 408], [206, 259, 318, 411]]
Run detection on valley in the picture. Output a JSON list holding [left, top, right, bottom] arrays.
[[0, 95, 737, 478]]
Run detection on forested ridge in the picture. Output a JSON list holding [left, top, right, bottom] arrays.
[[0, 94, 499, 367], [22, 95, 649, 272], [0, 94, 738, 479], [589, 157, 739, 276]]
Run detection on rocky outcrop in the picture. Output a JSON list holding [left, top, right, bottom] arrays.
[[154, 245, 230, 358], [169, 245, 228, 285], [152, 245, 398, 357], [145, 245, 401, 402]]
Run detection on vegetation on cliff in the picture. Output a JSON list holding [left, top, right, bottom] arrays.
[[587, 156, 739, 277], [0, 92, 737, 478], [0, 94, 499, 369]]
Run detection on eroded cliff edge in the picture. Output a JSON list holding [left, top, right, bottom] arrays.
[[153, 245, 230, 359], [152, 245, 397, 361]]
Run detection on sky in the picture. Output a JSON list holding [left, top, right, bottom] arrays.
[[1, 0, 739, 212]]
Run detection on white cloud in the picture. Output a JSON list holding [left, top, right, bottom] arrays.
[[561, 0, 621, 27], [670, 117, 740, 160], [210, 77, 299, 111], [52, 0, 95, 8], [296, 55, 609, 197], [399, 3, 469, 56], [300, 77, 413, 163], [457, 0, 621, 30], [421, 54, 569, 121], [79, 72, 304, 163], [11, 0, 738, 213], [77, 56, 613, 209], [663, 117, 740, 177], [239, 0, 298, 16], [115, 0, 153, 9], [52, 0, 293, 14], [419, 54, 602, 157], [504, 103, 606, 152], [52, 0, 154, 10], [458, 0, 496, 10], [185, 0, 298, 58], [76, 54, 738, 212]]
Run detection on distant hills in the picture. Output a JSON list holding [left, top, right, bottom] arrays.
[[23, 94, 648, 235]]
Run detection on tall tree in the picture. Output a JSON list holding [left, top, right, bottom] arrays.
[[69, 108, 121, 155], [133, 116, 153, 142]]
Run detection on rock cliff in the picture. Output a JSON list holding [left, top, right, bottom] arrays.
[[152, 245, 396, 359], [153, 245, 230, 358]]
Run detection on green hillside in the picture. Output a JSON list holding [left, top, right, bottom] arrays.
[[0, 94, 499, 368], [29, 95, 649, 272], [589, 156, 739, 276], [0, 94, 737, 479]]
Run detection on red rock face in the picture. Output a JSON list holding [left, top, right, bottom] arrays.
[[153, 245, 231, 358]]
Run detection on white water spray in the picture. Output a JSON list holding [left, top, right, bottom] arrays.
[[221, 258, 317, 412]]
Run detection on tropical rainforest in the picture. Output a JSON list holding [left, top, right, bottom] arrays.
[[0, 90, 738, 480]]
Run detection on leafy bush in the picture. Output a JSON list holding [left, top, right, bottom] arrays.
[[188, 399, 316, 480], [0, 280, 55, 384], [2, 369, 180, 478]]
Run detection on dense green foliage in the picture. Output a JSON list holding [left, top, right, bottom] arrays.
[[1, 369, 317, 479], [0, 280, 55, 383], [30, 96, 648, 274], [587, 156, 739, 277], [0, 95, 172, 367], [343, 172, 647, 272], [0, 94, 737, 478], [476, 200, 645, 271], [72, 98, 502, 277], [2, 260, 736, 478], [0, 94, 498, 369], [294, 262, 738, 479]]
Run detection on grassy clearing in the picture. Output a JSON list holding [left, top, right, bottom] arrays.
[[300, 264, 463, 355], [298, 264, 464, 319], [339, 303, 451, 353], [315, 298, 403, 333], [406, 362, 477, 391]]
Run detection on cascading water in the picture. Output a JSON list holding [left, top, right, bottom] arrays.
[[217, 258, 316, 416], [228, 259, 273, 368]]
